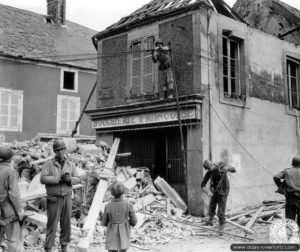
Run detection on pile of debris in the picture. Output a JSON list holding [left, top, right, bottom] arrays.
[[2, 137, 285, 251]]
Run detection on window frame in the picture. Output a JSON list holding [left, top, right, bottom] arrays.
[[60, 68, 78, 93], [129, 36, 156, 98], [286, 57, 300, 109], [0, 88, 23, 132], [56, 94, 80, 135], [222, 34, 241, 98]]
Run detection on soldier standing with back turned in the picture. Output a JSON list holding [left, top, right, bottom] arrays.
[[273, 157, 300, 227]]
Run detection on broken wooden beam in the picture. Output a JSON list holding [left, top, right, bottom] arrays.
[[225, 218, 255, 234], [245, 206, 265, 229], [77, 138, 120, 252]]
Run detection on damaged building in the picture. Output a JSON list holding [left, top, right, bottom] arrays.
[[86, 0, 300, 215]]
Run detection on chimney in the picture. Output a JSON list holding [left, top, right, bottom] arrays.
[[47, 0, 66, 25]]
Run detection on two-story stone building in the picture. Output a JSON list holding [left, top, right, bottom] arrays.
[[86, 0, 300, 215]]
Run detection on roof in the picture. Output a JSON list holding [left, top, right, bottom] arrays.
[[93, 0, 242, 41], [0, 3, 97, 69]]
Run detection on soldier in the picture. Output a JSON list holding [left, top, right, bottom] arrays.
[[40, 139, 80, 252], [0, 146, 24, 252], [152, 39, 175, 99], [273, 157, 300, 226], [201, 160, 236, 233]]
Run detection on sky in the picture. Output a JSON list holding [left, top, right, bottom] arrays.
[[0, 0, 300, 32]]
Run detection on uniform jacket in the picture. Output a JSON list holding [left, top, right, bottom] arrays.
[[101, 198, 137, 250], [201, 162, 236, 195], [0, 161, 22, 221], [274, 167, 300, 193], [40, 157, 80, 196]]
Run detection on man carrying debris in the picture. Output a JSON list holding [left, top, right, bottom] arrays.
[[201, 160, 236, 233], [0, 146, 24, 252], [40, 139, 80, 252], [273, 156, 300, 226], [152, 39, 175, 99]]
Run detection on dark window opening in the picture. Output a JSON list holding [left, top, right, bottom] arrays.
[[63, 71, 75, 91]]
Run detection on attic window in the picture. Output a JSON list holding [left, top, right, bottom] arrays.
[[45, 16, 54, 24], [60, 69, 78, 93]]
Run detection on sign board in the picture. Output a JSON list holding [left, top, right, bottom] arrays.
[[92, 108, 200, 129]]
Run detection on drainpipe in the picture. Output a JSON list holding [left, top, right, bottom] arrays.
[[207, 9, 213, 161]]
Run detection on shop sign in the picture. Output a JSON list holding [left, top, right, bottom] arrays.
[[92, 108, 200, 129]]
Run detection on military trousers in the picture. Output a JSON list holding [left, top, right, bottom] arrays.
[[285, 194, 300, 227], [44, 194, 72, 250], [0, 220, 23, 252], [208, 192, 228, 225]]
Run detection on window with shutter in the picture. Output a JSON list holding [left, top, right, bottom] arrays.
[[130, 37, 154, 97], [0, 88, 23, 132], [57, 95, 80, 134]]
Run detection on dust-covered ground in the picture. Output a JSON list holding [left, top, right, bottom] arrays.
[[83, 222, 270, 252], [25, 219, 290, 252]]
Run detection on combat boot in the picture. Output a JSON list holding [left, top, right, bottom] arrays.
[[61, 244, 69, 252], [205, 218, 214, 226], [218, 224, 225, 236]]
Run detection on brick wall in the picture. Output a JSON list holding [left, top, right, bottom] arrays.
[[159, 15, 194, 95]]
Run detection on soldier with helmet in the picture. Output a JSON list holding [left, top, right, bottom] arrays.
[[274, 156, 300, 226], [40, 139, 80, 252], [152, 39, 175, 99], [0, 146, 24, 252]]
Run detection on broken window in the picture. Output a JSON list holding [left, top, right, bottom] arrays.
[[56, 95, 80, 134], [222, 35, 240, 98], [61, 69, 78, 92], [130, 37, 155, 97], [287, 59, 300, 109], [0, 88, 23, 132]]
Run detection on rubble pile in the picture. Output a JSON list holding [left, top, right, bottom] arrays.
[[2, 137, 284, 251]]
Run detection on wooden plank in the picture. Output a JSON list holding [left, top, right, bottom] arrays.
[[77, 138, 120, 252], [245, 206, 264, 229], [227, 209, 257, 221], [225, 218, 255, 234]]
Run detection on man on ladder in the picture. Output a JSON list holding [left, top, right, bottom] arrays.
[[152, 39, 175, 99]]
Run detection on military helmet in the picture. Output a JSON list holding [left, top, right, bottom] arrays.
[[0, 147, 14, 161], [292, 156, 300, 167], [53, 139, 66, 152], [155, 39, 163, 46]]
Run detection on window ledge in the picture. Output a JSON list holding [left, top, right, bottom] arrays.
[[219, 95, 247, 108], [285, 105, 300, 116]]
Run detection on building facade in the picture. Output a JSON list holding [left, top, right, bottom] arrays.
[[0, 1, 97, 142], [86, 0, 300, 215]]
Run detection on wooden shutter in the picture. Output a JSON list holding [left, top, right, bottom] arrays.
[[131, 41, 141, 96]]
